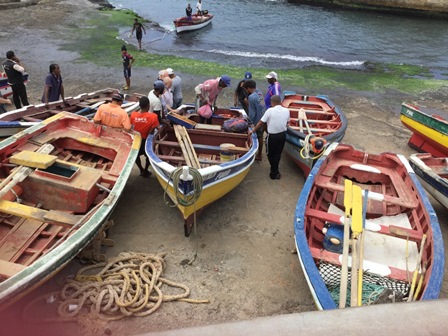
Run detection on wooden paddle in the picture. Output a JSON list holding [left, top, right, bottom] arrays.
[[407, 234, 427, 302], [339, 179, 352, 308], [350, 184, 363, 307], [357, 189, 368, 306]]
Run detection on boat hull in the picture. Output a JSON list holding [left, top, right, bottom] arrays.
[[0, 72, 29, 98], [294, 143, 444, 309], [400, 103, 448, 157], [174, 14, 213, 33], [147, 120, 258, 236], [0, 112, 140, 308], [282, 93, 347, 176], [409, 153, 448, 209]]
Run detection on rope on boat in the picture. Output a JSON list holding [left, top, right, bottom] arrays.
[[23, 252, 209, 323], [300, 134, 325, 161], [163, 166, 203, 208]]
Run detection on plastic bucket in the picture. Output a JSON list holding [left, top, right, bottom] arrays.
[[220, 143, 236, 162]]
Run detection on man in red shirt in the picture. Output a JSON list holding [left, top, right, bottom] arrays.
[[93, 94, 131, 130], [130, 96, 160, 177]]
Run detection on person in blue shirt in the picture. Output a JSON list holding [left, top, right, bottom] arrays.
[[244, 79, 266, 161], [264, 71, 281, 109], [42, 64, 66, 107]]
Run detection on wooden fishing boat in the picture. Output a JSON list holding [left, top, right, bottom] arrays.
[[0, 72, 29, 98], [146, 112, 258, 236], [282, 92, 347, 177], [173, 12, 213, 33], [0, 112, 141, 308], [409, 153, 448, 209], [294, 143, 444, 310], [167, 104, 244, 128], [400, 103, 448, 157], [0, 88, 141, 138]]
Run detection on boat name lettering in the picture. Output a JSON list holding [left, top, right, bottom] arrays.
[[203, 173, 216, 180], [216, 169, 231, 180]]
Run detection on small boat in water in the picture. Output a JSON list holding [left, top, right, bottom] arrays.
[[282, 92, 347, 177], [0, 112, 140, 307], [400, 103, 448, 157], [0, 72, 29, 98], [294, 143, 444, 310], [146, 107, 257, 236], [173, 12, 213, 33], [409, 153, 448, 210], [0, 88, 141, 137]]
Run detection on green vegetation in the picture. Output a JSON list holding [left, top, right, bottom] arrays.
[[62, 8, 447, 95]]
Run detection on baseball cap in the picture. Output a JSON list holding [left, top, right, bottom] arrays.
[[154, 80, 165, 91], [220, 75, 231, 87], [166, 68, 174, 75], [266, 71, 278, 80], [244, 72, 252, 79], [112, 93, 124, 101]]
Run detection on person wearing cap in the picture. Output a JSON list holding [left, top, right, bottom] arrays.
[[264, 71, 281, 109], [42, 64, 66, 107], [130, 18, 146, 51], [243, 79, 265, 161], [93, 94, 132, 130], [234, 71, 252, 113], [2, 51, 29, 109], [130, 96, 159, 178], [250, 95, 289, 180], [121, 45, 134, 90], [148, 80, 165, 124], [194, 75, 231, 123], [167, 68, 183, 109]]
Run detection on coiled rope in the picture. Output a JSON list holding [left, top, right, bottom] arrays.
[[163, 166, 203, 208], [23, 252, 209, 323], [300, 134, 325, 160]]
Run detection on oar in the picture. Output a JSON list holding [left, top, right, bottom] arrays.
[[74, 101, 105, 115], [407, 234, 427, 302], [357, 189, 368, 306], [350, 184, 363, 307], [339, 179, 352, 308]]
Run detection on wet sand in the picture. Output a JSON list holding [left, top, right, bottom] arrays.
[[0, 1, 447, 335]]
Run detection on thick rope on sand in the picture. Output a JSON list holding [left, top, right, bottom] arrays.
[[56, 251, 209, 321]]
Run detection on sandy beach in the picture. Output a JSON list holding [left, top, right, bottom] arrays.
[[0, 1, 447, 335]]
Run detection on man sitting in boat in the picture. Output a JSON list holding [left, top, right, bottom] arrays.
[[93, 93, 132, 130], [194, 75, 231, 123], [186, 3, 193, 20]]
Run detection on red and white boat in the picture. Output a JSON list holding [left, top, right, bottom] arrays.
[[173, 12, 213, 34], [0, 72, 29, 98]]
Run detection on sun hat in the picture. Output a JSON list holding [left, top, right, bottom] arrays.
[[220, 75, 231, 87], [166, 68, 174, 75], [265, 71, 278, 80], [244, 72, 252, 79]]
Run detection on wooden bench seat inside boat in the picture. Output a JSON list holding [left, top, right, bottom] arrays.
[[155, 140, 249, 153]]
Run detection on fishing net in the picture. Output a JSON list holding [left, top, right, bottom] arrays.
[[318, 261, 409, 306]]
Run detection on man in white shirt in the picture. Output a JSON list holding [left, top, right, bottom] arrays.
[[196, 0, 202, 15], [251, 95, 290, 179], [148, 80, 165, 124]]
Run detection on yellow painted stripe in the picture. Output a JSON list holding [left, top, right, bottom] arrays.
[[132, 133, 142, 150], [42, 112, 65, 124], [401, 115, 448, 148]]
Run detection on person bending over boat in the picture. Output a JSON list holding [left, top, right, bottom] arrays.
[[121, 45, 134, 90], [186, 3, 193, 20], [194, 75, 231, 123], [250, 95, 289, 179], [244, 79, 266, 161], [130, 96, 159, 178], [264, 71, 281, 109], [161, 77, 174, 114], [131, 18, 146, 51], [234, 71, 252, 113], [93, 94, 131, 130], [42, 64, 66, 107], [148, 80, 165, 124]]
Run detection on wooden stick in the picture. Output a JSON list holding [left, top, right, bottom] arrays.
[[408, 234, 427, 302], [174, 125, 193, 167], [357, 190, 368, 306], [180, 126, 201, 168], [339, 179, 352, 308], [350, 184, 363, 307]]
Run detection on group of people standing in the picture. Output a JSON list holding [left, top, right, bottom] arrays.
[[1, 50, 65, 111]]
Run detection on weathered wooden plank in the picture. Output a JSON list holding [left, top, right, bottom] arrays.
[[0, 260, 26, 278], [0, 218, 43, 261]]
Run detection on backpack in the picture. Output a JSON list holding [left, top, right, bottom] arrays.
[[223, 118, 248, 133]]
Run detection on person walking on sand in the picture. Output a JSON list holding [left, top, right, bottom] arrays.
[[264, 71, 281, 109], [251, 95, 289, 179], [131, 18, 146, 51], [93, 93, 132, 130], [2, 51, 29, 109], [194, 75, 231, 123], [42, 64, 66, 107], [167, 68, 183, 109], [121, 45, 134, 90], [130, 96, 159, 178], [243, 79, 265, 161]]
